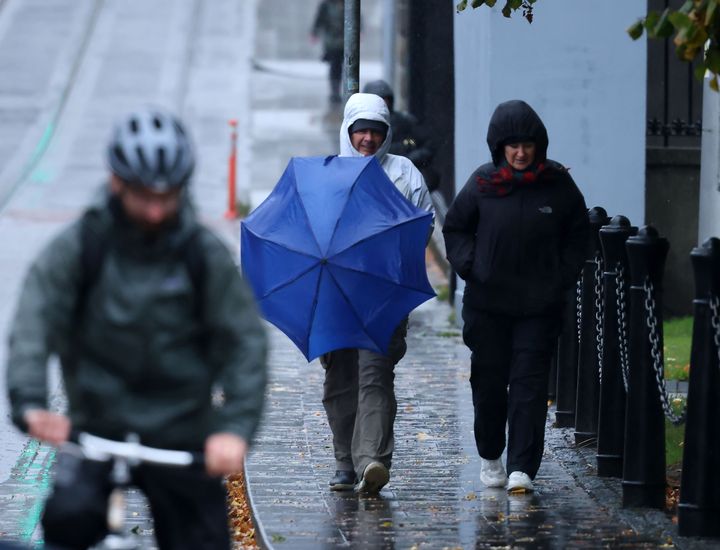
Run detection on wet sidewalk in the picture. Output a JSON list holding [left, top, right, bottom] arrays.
[[244, 3, 715, 549], [246, 292, 706, 549]]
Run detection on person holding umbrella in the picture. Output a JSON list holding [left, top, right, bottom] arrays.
[[443, 100, 589, 493], [321, 92, 434, 494]]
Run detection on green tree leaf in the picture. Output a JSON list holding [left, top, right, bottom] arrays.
[[706, 47, 720, 74], [667, 11, 693, 30], [652, 9, 674, 38], [628, 20, 644, 40]]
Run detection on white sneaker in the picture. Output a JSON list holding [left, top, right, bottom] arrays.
[[507, 471, 534, 493], [480, 458, 507, 488]]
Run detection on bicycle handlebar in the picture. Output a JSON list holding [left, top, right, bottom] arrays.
[[66, 432, 203, 467]]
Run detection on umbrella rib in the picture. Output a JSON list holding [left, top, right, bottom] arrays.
[[325, 158, 369, 255], [259, 263, 321, 299], [324, 266, 383, 350], [328, 214, 431, 259], [328, 262, 435, 295], [243, 225, 323, 260], [291, 169, 326, 257], [305, 264, 326, 355]]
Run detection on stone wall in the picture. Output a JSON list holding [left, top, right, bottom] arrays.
[[645, 147, 700, 316]]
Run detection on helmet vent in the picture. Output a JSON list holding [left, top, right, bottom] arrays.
[[129, 118, 139, 134], [136, 146, 149, 173], [113, 145, 128, 167], [153, 116, 163, 129], [157, 147, 166, 173]]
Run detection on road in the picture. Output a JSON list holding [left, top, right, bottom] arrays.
[[0, 0, 382, 543]]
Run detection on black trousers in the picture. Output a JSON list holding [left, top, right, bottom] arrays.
[[42, 451, 230, 550], [324, 48, 343, 97], [462, 307, 559, 479]]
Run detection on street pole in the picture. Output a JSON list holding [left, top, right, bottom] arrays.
[[343, 0, 360, 101], [382, 0, 395, 87]]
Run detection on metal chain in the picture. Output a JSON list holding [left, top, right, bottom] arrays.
[[576, 276, 583, 345], [615, 264, 630, 392], [594, 253, 604, 383], [710, 295, 720, 374], [644, 278, 686, 425]]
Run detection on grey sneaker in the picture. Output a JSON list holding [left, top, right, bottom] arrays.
[[356, 461, 389, 495], [507, 471, 534, 493], [480, 458, 507, 488]]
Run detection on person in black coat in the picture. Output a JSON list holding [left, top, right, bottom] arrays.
[[443, 99, 589, 493]]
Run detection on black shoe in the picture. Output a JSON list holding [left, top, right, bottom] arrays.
[[329, 470, 357, 491]]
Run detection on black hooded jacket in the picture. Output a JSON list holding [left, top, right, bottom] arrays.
[[443, 100, 589, 316]]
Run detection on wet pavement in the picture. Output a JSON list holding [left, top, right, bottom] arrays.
[[246, 294, 704, 549]]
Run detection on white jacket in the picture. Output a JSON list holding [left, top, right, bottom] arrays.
[[339, 93, 435, 230]]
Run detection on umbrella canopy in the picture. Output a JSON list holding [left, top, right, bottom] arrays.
[[240, 155, 435, 361]]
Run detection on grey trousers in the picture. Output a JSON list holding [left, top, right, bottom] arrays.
[[321, 320, 408, 479]]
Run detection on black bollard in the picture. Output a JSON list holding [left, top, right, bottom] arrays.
[[678, 238, 720, 536], [622, 225, 669, 509], [574, 207, 610, 445], [555, 285, 580, 428], [596, 216, 637, 477]]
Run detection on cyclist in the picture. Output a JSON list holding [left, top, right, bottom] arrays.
[[5, 108, 268, 549]]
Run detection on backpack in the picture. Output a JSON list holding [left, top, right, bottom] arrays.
[[76, 212, 207, 319]]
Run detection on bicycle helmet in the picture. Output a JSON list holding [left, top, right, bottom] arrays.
[[107, 108, 195, 191]]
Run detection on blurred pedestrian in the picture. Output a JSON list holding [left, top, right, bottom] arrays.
[[443, 100, 589, 493], [321, 92, 434, 495], [6, 108, 268, 549], [362, 79, 439, 191], [311, 0, 344, 104]]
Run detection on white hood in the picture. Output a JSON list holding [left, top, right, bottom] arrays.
[[339, 93, 393, 160], [338, 93, 435, 231]]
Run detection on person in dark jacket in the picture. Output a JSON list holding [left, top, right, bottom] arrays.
[[443, 100, 589, 493], [5, 108, 268, 549], [311, 0, 344, 104], [362, 79, 439, 191]]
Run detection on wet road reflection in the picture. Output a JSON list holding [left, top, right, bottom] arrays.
[[327, 493, 395, 549]]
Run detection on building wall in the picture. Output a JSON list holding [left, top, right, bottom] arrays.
[[699, 76, 720, 243], [453, 0, 647, 304], [646, 147, 700, 316]]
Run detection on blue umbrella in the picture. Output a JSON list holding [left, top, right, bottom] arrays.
[[240, 155, 435, 361]]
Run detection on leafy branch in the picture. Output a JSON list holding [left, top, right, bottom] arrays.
[[628, 0, 720, 90], [456, 0, 537, 23]]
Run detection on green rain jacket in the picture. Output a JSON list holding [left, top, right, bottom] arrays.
[[6, 189, 268, 450]]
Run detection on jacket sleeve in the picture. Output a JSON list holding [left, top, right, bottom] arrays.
[[203, 236, 268, 445], [559, 178, 590, 288], [442, 176, 479, 281], [404, 160, 435, 237], [6, 225, 82, 432]]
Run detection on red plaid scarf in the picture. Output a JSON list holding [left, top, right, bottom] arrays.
[[476, 160, 551, 197]]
